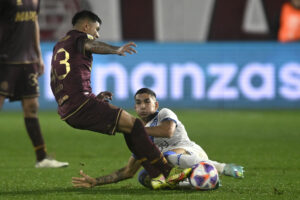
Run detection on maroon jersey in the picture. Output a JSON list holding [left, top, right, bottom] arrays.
[[51, 30, 96, 119], [0, 0, 40, 64]]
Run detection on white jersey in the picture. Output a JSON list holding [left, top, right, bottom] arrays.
[[146, 108, 206, 158]]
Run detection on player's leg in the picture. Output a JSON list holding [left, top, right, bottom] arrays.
[[117, 110, 171, 178], [22, 97, 47, 161], [21, 64, 68, 168], [210, 161, 244, 178], [118, 111, 191, 189], [165, 147, 244, 178], [164, 150, 202, 168], [22, 97, 69, 168], [164, 146, 209, 168]]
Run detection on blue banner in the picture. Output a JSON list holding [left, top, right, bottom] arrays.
[[3, 42, 300, 110]]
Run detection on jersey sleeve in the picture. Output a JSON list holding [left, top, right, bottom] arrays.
[[76, 33, 94, 55], [76, 35, 87, 55], [158, 108, 178, 125]]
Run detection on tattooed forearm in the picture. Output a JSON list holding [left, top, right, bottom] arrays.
[[89, 41, 119, 54], [95, 167, 130, 186]]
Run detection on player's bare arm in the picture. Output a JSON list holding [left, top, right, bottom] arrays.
[[85, 41, 137, 56], [34, 16, 44, 76], [72, 157, 141, 188], [145, 120, 176, 138]]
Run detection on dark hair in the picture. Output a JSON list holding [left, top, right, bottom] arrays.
[[72, 10, 102, 26], [134, 88, 157, 99]]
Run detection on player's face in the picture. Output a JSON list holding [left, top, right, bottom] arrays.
[[135, 93, 159, 121], [85, 21, 100, 39]]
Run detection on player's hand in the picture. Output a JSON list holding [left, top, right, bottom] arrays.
[[97, 91, 113, 102], [72, 170, 97, 188], [116, 42, 137, 56], [38, 58, 45, 76]]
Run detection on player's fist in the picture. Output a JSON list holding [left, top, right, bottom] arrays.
[[97, 91, 113, 102]]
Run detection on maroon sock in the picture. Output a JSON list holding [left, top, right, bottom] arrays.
[[24, 117, 47, 161], [123, 119, 172, 178]]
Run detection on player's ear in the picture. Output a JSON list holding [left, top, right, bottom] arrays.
[[134, 103, 137, 110], [155, 101, 159, 110], [83, 21, 90, 32]]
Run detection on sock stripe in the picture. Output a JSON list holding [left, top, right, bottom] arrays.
[[177, 154, 182, 166], [150, 153, 164, 164], [34, 144, 45, 151], [138, 157, 148, 163]]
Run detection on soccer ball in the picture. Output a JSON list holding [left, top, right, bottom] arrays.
[[189, 161, 219, 190]]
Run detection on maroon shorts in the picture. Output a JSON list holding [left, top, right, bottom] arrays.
[[65, 96, 123, 135], [0, 63, 39, 101]]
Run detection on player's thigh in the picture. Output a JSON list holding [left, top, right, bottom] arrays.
[[66, 97, 122, 135], [168, 148, 188, 154], [0, 65, 20, 98], [117, 110, 136, 134], [0, 64, 39, 101], [184, 146, 209, 161]]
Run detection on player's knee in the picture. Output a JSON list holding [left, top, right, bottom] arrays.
[[118, 111, 137, 134], [129, 118, 145, 135], [23, 101, 39, 115]]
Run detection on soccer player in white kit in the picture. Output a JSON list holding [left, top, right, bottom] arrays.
[[71, 88, 244, 189]]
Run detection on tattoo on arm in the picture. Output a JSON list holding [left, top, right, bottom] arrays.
[[95, 167, 129, 186], [88, 41, 119, 54]]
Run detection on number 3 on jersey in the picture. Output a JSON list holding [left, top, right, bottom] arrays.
[[51, 48, 70, 81]]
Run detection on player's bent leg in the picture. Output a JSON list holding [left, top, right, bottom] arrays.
[[209, 160, 226, 174], [118, 111, 173, 180], [116, 109, 136, 134], [164, 150, 202, 169]]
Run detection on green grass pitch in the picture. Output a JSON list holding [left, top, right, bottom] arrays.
[[0, 110, 299, 200]]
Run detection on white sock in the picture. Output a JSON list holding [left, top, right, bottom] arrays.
[[165, 151, 226, 174], [209, 160, 226, 174], [166, 151, 201, 168]]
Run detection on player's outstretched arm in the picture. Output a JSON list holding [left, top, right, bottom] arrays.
[[145, 120, 176, 138], [85, 41, 137, 56], [72, 157, 141, 188]]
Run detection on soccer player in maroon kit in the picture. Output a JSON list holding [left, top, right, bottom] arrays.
[[0, 0, 68, 168], [50, 10, 191, 189]]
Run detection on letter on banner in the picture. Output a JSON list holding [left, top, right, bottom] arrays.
[[94, 63, 128, 99], [239, 63, 275, 101], [171, 63, 205, 100], [207, 64, 238, 100], [279, 63, 300, 100], [131, 63, 167, 99]]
